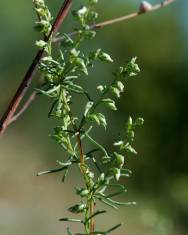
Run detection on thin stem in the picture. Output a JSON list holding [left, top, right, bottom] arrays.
[[76, 126, 96, 234], [0, 0, 72, 136], [89, 199, 95, 234], [95, 0, 176, 29], [84, 206, 90, 234], [53, 0, 176, 43], [75, 118, 96, 234], [8, 91, 37, 125], [77, 133, 85, 164]]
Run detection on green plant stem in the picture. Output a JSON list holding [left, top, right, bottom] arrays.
[[89, 199, 95, 234], [61, 80, 95, 233], [76, 127, 95, 234]]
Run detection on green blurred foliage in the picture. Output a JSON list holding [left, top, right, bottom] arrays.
[[0, 1, 187, 235]]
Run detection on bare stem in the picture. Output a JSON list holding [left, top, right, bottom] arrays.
[[0, 0, 72, 136], [8, 91, 37, 125]]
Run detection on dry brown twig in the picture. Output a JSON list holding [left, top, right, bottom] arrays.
[[7, 91, 38, 125], [0, 0, 176, 135]]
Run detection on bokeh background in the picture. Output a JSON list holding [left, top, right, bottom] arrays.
[[0, 0, 187, 234]]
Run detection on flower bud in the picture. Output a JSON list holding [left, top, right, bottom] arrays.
[[139, 1, 152, 13], [68, 204, 87, 214]]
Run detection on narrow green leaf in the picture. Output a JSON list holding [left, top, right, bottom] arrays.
[[104, 197, 136, 206], [95, 196, 118, 209], [62, 167, 69, 182], [67, 228, 73, 235], [37, 166, 67, 176], [106, 223, 122, 233], [105, 189, 127, 198], [35, 87, 58, 98], [85, 133, 109, 158], [85, 210, 106, 223], [59, 218, 83, 223]]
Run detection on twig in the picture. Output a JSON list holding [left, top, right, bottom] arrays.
[[0, 0, 72, 135], [53, 0, 176, 43], [8, 91, 37, 125], [95, 0, 176, 28]]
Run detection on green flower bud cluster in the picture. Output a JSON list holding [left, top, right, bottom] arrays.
[[35, 1, 144, 234], [33, 0, 52, 36]]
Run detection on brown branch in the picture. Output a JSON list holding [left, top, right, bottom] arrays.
[[0, 0, 72, 136], [53, 0, 176, 43]]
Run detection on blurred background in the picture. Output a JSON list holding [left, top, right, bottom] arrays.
[[0, 0, 187, 234]]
